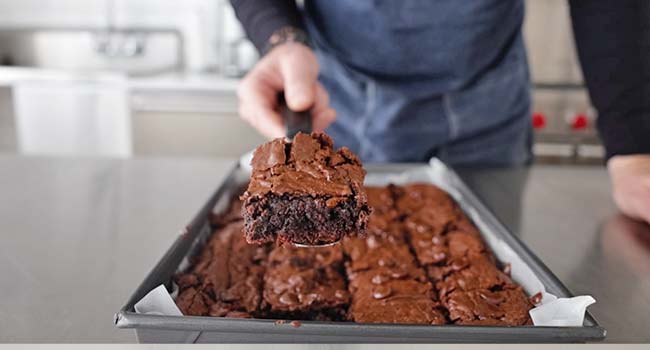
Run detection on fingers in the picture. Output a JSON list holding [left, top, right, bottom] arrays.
[[237, 43, 335, 139], [280, 45, 318, 111], [311, 83, 336, 132], [237, 71, 285, 139], [608, 154, 650, 224], [630, 180, 650, 223]]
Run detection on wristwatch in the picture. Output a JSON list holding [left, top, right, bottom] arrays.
[[263, 26, 311, 55]]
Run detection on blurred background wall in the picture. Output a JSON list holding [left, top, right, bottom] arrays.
[[0, 0, 601, 162]]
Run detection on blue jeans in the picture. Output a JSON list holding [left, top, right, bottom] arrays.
[[317, 36, 533, 166]]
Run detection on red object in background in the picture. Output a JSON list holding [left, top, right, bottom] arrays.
[[571, 113, 589, 130], [532, 112, 546, 129]]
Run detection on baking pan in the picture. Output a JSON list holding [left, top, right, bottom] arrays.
[[115, 160, 606, 343]]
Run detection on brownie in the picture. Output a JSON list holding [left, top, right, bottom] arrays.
[[395, 183, 457, 213], [364, 186, 399, 218], [347, 267, 446, 324], [175, 221, 268, 317], [342, 216, 418, 273], [175, 182, 534, 326], [433, 255, 513, 297], [443, 287, 533, 325], [402, 199, 460, 239], [241, 132, 370, 245], [423, 230, 494, 280], [446, 230, 486, 260], [262, 244, 350, 319], [343, 187, 445, 324], [344, 236, 420, 274], [174, 284, 213, 316], [342, 188, 422, 276]]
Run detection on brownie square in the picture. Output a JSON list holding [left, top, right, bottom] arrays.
[[364, 186, 399, 218], [175, 221, 268, 317], [241, 132, 370, 245], [445, 230, 486, 259], [434, 255, 513, 297], [174, 285, 213, 317], [409, 228, 487, 268], [262, 244, 350, 318], [343, 231, 422, 277], [347, 267, 446, 324], [403, 203, 459, 238], [407, 229, 450, 265], [443, 287, 533, 326], [394, 183, 456, 213]]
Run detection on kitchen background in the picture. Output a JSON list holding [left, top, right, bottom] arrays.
[[0, 0, 601, 163]]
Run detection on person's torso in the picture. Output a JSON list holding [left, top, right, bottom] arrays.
[[304, 0, 525, 93]]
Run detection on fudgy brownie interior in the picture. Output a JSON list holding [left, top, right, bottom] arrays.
[[175, 183, 535, 325], [241, 132, 370, 245]]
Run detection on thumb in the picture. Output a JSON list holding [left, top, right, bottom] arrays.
[[280, 52, 318, 112]]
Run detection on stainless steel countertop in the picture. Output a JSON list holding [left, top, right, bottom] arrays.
[[1, 155, 648, 343]]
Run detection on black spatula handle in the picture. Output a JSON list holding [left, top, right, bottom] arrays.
[[278, 92, 312, 139]]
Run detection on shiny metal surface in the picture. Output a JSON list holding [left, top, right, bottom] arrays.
[[1, 155, 648, 342]]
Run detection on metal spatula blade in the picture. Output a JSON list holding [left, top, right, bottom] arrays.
[[291, 240, 341, 248]]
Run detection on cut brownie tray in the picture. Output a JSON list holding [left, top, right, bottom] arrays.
[[115, 159, 606, 343]]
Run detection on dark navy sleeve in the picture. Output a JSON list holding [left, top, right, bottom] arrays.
[[230, 0, 305, 53], [570, 0, 650, 159]]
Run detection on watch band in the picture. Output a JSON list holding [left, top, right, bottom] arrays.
[[262, 26, 311, 55]]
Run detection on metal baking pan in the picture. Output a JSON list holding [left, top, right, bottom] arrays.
[[115, 160, 606, 343]]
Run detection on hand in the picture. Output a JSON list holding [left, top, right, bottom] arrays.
[[237, 42, 336, 139], [608, 154, 650, 224]]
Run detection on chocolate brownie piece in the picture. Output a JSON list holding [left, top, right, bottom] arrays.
[[342, 186, 413, 272], [443, 287, 533, 326], [262, 244, 349, 318], [342, 206, 425, 276], [347, 267, 446, 324], [343, 190, 447, 324], [412, 229, 488, 272], [364, 186, 399, 218], [395, 183, 456, 213], [343, 230, 421, 276], [434, 255, 513, 297], [392, 183, 533, 325], [175, 221, 268, 317], [403, 202, 459, 237], [400, 191, 474, 267], [397, 184, 483, 267], [241, 132, 370, 245], [408, 229, 450, 266], [175, 285, 212, 316], [446, 230, 486, 259]]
